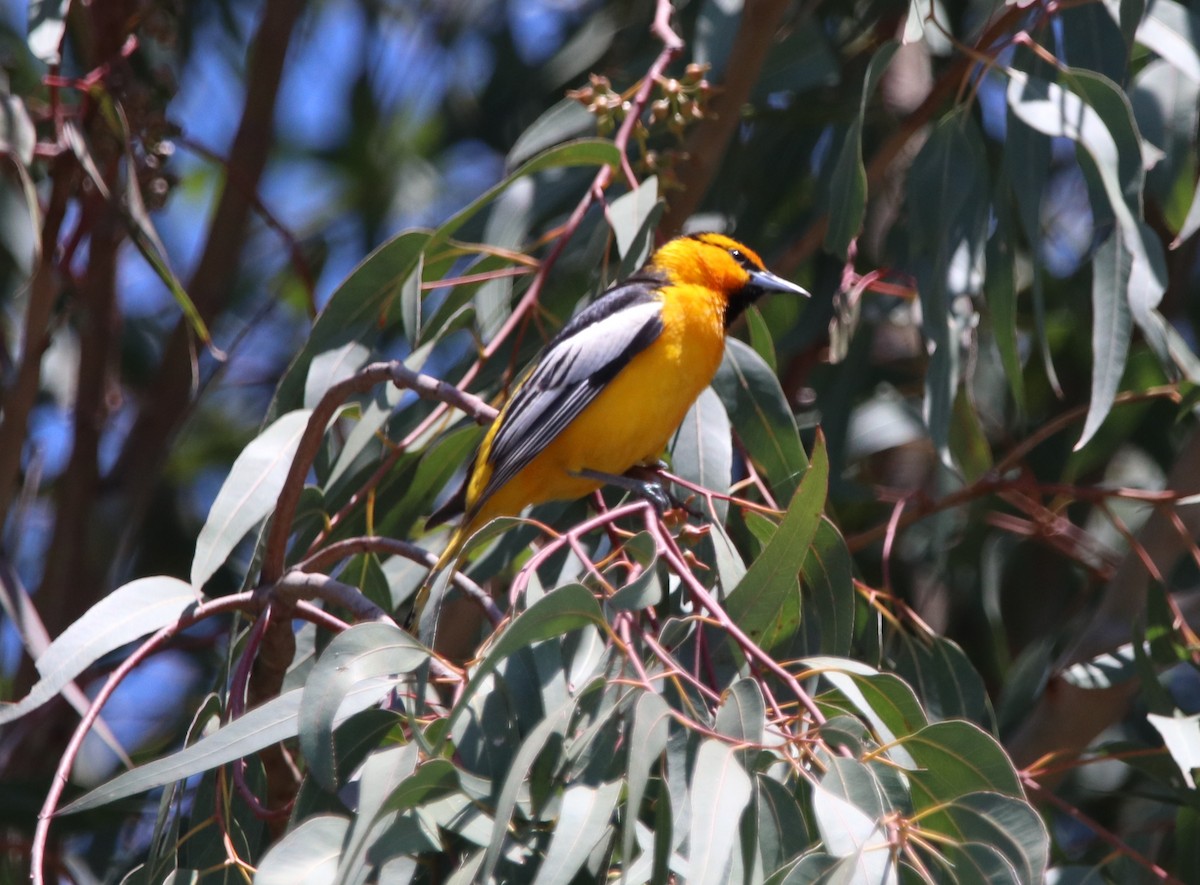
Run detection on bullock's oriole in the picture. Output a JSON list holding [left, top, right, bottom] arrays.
[[413, 232, 809, 635]]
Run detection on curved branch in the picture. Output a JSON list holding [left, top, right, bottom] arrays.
[[260, 361, 495, 585], [659, 0, 797, 237], [32, 593, 258, 885], [271, 571, 395, 624], [295, 536, 503, 627]]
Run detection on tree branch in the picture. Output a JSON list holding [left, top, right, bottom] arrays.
[[1008, 428, 1200, 776], [36, 191, 118, 640], [0, 160, 73, 535], [659, 0, 796, 237], [110, 0, 305, 519]]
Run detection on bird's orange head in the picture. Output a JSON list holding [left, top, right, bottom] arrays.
[[648, 232, 809, 325]]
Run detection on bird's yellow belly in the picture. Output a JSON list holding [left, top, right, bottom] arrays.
[[477, 310, 724, 522]]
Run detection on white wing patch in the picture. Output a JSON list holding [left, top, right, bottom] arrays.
[[481, 300, 664, 500]]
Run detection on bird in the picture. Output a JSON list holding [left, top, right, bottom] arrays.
[[412, 232, 809, 635]]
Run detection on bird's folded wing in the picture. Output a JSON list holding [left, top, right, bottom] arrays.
[[479, 290, 665, 502]]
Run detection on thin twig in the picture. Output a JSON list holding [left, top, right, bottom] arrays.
[[260, 361, 494, 584], [293, 536, 503, 627], [33, 594, 259, 885], [644, 509, 828, 726], [1022, 774, 1184, 885]]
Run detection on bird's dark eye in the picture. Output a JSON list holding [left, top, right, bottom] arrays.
[[729, 248, 750, 267]]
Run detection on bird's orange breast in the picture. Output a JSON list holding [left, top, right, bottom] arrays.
[[467, 284, 726, 527]]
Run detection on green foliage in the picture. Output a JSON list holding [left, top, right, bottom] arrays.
[[8, 0, 1200, 883]]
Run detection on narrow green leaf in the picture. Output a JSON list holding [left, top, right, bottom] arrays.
[[255, 814, 348, 885], [63, 120, 211, 345], [622, 691, 672, 884], [712, 338, 808, 500], [800, 517, 855, 656], [122, 141, 211, 346], [950, 386, 993, 481], [0, 577, 196, 726], [825, 42, 899, 258], [724, 434, 828, 653], [191, 409, 312, 588], [688, 739, 753, 885], [530, 781, 622, 885], [744, 306, 777, 374], [63, 690, 303, 813], [507, 99, 597, 169], [985, 200, 1024, 409], [269, 230, 431, 419], [670, 387, 733, 524], [901, 720, 1023, 805], [475, 181, 533, 341], [482, 705, 573, 883], [299, 623, 429, 791], [906, 111, 989, 465], [1002, 71, 1059, 394], [439, 583, 604, 751], [1077, 229, 1133, 449], [399, 250, 424, 344], [335, 742, 419, 881], [825, 119, 868, 262]]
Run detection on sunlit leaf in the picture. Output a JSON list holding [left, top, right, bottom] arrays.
[[0, 577, 196, 726], [191, 409, 313, 588], [530, 781, 622, 885], [712, 338, 808, 500], [688, 739, 753, 885], [1147, 711, 1200, 788], [299, 622, 428, 791], [255, 815, 348, 885], [724, 434, 827, 653], [670, 387, 733, 524]]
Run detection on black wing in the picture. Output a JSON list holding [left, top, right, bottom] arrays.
[[476, 276, 666, 506]]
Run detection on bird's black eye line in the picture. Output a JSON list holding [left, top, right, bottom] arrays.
[[729, 248, 752, 268]]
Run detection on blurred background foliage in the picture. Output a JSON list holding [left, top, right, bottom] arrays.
[[3, 0, 1200, 880]]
